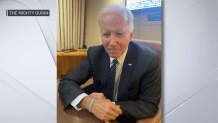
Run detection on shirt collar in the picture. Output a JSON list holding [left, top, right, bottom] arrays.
[[109, 48, 128, 67]]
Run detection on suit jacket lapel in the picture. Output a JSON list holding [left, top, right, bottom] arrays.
[[117, 42, 137, 101], [100, 51, 110, 94]]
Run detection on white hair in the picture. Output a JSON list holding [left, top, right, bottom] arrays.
[[98, 5, 134, 32]]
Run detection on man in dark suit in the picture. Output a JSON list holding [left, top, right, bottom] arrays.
[[58, 5, 161, 122]]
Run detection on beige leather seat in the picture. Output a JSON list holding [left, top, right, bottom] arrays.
[[134, 39, 162, 123]]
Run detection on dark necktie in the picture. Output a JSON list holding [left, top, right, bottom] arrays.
[[105, 59, 118, 101]]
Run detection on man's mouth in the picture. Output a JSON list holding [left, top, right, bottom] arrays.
[[108, 49, 118, 53], [107, 48, 119, 51]]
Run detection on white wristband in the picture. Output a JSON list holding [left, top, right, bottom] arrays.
[[89, 98, 95, 113]]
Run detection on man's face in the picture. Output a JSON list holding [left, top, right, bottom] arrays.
[[100, 12, 133, 58]]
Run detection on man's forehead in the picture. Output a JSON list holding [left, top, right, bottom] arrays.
[[101, 14, 128, 29], [101, 12, 125, 24], [100, 24, 126, 33], [101, 30, 125, 33]]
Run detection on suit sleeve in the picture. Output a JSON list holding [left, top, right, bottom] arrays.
[[58, 49, 93, 110], [115, 54, 161, 119]]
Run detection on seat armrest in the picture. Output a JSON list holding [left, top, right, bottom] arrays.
[[136, 99, 162, 123], [82, 83, 95, 95], [80, 78, 95, 94]]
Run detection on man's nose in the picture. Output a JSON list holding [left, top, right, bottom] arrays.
[[109, 34, 117, 46]]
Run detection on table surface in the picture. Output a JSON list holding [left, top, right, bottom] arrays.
[[57, 49, 87, 56], [57, 49, 88, 78]]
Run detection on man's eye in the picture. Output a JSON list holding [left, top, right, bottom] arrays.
[[117, 32, 122, 36], [103, 33, 110, 36]]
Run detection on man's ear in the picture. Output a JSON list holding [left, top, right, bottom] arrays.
[[129, 31, 133, 42]]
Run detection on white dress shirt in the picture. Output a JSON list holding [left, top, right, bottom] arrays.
[[71, 49, 128, 111]]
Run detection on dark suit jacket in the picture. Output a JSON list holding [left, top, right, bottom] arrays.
[[58, 41, 161, 119]]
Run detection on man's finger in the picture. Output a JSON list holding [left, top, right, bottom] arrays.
[[108, 114, 117, 121], [111, 104, 122, 115], [107, 109, 120, 118], [99, 93, 106, 99], [89, 92, 97, 96], [103, 113, 117, 121], [89, 93, 99, 98], [90, 93, 106, 99]]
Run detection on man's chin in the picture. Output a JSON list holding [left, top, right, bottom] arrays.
[[108, 53, 119, 58]]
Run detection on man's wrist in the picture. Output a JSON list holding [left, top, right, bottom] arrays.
[[71, 93, 88, 111], [89, 98, 95, 112], [77, 96, 92, 110]]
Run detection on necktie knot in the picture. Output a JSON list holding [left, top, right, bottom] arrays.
[[113, 59, 118, 65]]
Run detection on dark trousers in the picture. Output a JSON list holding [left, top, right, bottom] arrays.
[[116, 115, 136, 123]]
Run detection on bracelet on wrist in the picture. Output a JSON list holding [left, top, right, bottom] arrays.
[[89, 98, 95, 113]]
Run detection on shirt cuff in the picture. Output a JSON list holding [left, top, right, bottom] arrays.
[[71, 93, 88, 111]]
